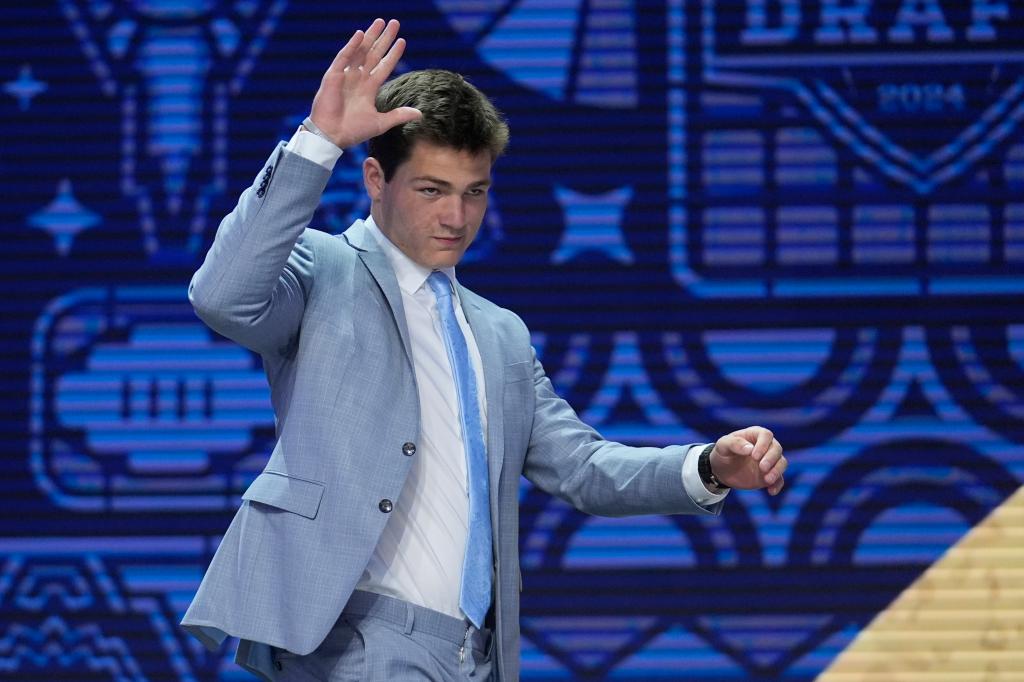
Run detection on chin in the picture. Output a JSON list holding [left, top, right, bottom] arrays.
[[431, 254, 463, 269]]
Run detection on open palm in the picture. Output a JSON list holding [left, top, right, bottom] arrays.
[[308, 18, 422, 150]]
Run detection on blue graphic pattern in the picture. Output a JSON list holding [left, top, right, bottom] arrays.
[[31, 287, 273, 511]]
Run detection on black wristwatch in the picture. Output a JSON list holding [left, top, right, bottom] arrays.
[[697, 443, 730, 492]]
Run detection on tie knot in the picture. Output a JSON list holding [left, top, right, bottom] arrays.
[[427, 271, 452, 301]]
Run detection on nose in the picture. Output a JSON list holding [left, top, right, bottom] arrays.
[[440, 195, 465, 228]]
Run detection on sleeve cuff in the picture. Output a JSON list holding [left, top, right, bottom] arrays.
[[683, 444, 729, 507], [284, 128, 343, 171]]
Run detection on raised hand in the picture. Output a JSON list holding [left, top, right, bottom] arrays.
[[308, 18, 422, 149], [710, 426, 787, 496]]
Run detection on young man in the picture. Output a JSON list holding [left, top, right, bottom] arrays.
[[182, 18, 787, 682]]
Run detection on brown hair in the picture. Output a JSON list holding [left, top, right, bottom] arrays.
[[368, 69, 509, 181]]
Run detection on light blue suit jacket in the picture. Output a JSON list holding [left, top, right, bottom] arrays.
[[181, 143, 721, 681]]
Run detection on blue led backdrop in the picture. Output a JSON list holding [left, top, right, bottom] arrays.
[[1, 1, 1022, 680]]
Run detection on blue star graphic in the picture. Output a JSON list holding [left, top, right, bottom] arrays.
[[29, 179, 101, 256], [4, 64, 47, 111]]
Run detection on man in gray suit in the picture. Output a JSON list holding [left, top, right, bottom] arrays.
[[182, 18, 787, 682]]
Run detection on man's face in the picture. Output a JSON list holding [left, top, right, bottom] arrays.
[[364, 141, 492, 269]]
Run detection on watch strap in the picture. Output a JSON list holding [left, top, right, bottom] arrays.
[[698, 443, 730, 491], [301, 116, 340, 148]]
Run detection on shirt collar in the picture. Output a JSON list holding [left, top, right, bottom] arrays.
[[363, 215, 459, 298]]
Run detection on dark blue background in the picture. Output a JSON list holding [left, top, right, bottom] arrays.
[[1, 1, 1022, 679]]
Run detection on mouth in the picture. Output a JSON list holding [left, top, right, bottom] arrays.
[[434, 236, 463, 247]]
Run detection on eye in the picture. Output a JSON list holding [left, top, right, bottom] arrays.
[[418, 187, 440, 197], [466, 188, 487, 197]]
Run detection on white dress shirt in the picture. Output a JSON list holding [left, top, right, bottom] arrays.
[[283, 128, 728, 620], [354, 215, 488, 617]]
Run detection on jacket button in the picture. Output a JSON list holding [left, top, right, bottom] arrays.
[[402, 442, 416, 456], [378, 499, 393, 513]]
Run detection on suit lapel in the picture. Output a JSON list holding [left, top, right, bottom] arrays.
[[342, 221, 414, 367], [458, 287, 506, 512], [345, 219, 504, 511]]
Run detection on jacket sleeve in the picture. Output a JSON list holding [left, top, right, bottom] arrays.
[[188, 143, 332, 356], [522, 346, 722, 518]]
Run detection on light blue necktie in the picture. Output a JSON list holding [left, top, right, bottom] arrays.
[[427, 271, 493, 629]]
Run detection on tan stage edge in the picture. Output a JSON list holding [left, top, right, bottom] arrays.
[[817, 484, 1024, 681]]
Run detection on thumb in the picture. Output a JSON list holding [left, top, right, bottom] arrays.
[[722, 435, 755, 457], [380, 106, 422, 132]]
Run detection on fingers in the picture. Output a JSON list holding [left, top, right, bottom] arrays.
[[369, 36, 407, 80], [763, 449, 787, 482], [750, 427, 774, 461], [351, 18, 393, 74], [755, 434, 780, 470], [325, 18, 394, 76], [363, 17, 388, 50], [756, 435, 786, 494], [326, 29, 366, 75], [749, 427, 784, 487], [367, 19, 400, 65]]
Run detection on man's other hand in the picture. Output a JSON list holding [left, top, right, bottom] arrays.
[[711, 427, 787, 496]]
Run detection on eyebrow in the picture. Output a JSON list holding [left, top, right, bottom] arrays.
[[412, 175, 491, 188]]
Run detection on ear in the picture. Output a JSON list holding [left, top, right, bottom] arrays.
[[363, 157, 385, 201]]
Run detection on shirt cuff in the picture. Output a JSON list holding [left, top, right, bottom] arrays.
[[284, 128, 343, 171], [682, 444, 729, 507]]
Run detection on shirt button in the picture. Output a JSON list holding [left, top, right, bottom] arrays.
[[402, 442, 416, 456], [378, 499, 393, 513]]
